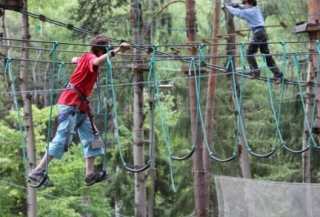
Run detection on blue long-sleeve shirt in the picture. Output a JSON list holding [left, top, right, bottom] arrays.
[[225, 6, 265, 33]]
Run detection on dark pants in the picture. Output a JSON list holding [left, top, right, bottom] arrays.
[[247, 29, 281, 75]]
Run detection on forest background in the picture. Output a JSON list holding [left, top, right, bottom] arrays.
[[0, 0, 318, 216]]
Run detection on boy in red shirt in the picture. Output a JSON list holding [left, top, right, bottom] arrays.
[[29, 35, 131, 187]]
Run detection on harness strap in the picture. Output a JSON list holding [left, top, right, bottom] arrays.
[[61, 83, 98, 151]]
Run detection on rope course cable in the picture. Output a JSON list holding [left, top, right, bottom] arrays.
[[3, 4, 320, 183], [3, 37, 320, 160]]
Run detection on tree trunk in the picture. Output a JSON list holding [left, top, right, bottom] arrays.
[[2, 10, 14, 109], [203, 0, 220, 213], [303, 54, 312, 184], [223, 1, 252, 180], [303, 59, 313, 217], [309, 0, 320, 140], [185, 1, 206, 216], [21, 1, 37, 217], [130, 1, 146, 216], [147, 1, 156, 216], [224, 4, 253, 217]]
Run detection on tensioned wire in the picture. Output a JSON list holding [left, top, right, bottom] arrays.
[[21, 0, 313, 36], [1, 54, 315, 87], [2, 39, 315, 61]]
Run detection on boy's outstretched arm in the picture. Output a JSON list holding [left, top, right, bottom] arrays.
[[71, 57, 79, 63], [93, 42, 131, 66]]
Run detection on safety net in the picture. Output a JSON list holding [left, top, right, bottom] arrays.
[[215, 175, 320, 217]]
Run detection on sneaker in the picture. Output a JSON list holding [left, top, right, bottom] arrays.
[[28, 168, 54, 187], [84, 171, 109, 186], [246, 69, 260, 79], [273, 72, 283, 84]]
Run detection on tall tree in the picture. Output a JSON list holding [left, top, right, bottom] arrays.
[[146, 0, 156, 216], [71, 0, 129, 39], [184, 0, 206, 216], [21, 0, 37, 216], [203, 0, 220, 213], [130, 1, 147, 216]]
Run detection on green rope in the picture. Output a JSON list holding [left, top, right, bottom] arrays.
[[45, 41, 59, 175], [4, 58, 29, 180], [147, 45, 176, 192], [91, 71, 102, 115], [100, 47, 117, 174], [197, 47, 237, 162], [226, 56, 241, 156], [239, 42, 247, 73], [106, 47, 152, 173], [261, 54, 283, 150], [293, 52, 318, 148], [239, 43, 246, 114], [146, 46, 157, 165], [277, 41, 287, 144], [313, 40, 320, 148], [229, 54, 275, 157], [57, 61, 67, 84]]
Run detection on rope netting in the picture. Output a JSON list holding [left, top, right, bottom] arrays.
[[215, 175, 320, 217]]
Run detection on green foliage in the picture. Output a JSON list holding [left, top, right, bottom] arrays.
[[1, 0, 318, 216], [0, 184, 24, 217], [70, 0, 129, 39]]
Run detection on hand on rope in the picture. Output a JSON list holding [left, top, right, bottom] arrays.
[[106, 40, 131, 58], [223, 2, 241, 8], [118, 40, 131, 52], [231, 3, 240, 8]]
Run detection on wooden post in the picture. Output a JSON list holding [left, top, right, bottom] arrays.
[[292, 0, 320, 185], [185, 1, 207, 216], [202, 0, 221, 214], [130, 1, 148, 216], [20, 0, 37, 216], [292, 1, 320, 216]]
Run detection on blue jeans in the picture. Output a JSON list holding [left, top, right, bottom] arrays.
[[48, 105, 104, 159]]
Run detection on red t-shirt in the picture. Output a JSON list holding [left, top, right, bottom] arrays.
[[58, 53, 99, 112]]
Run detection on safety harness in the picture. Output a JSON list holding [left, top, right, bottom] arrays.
[[58, 83, 97, 151]]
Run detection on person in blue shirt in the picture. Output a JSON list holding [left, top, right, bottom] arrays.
[[224, 0, 283, 83]]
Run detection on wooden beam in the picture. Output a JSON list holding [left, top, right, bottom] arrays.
[[126, 63, 150, 72], [179, 65, 208, 75]]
